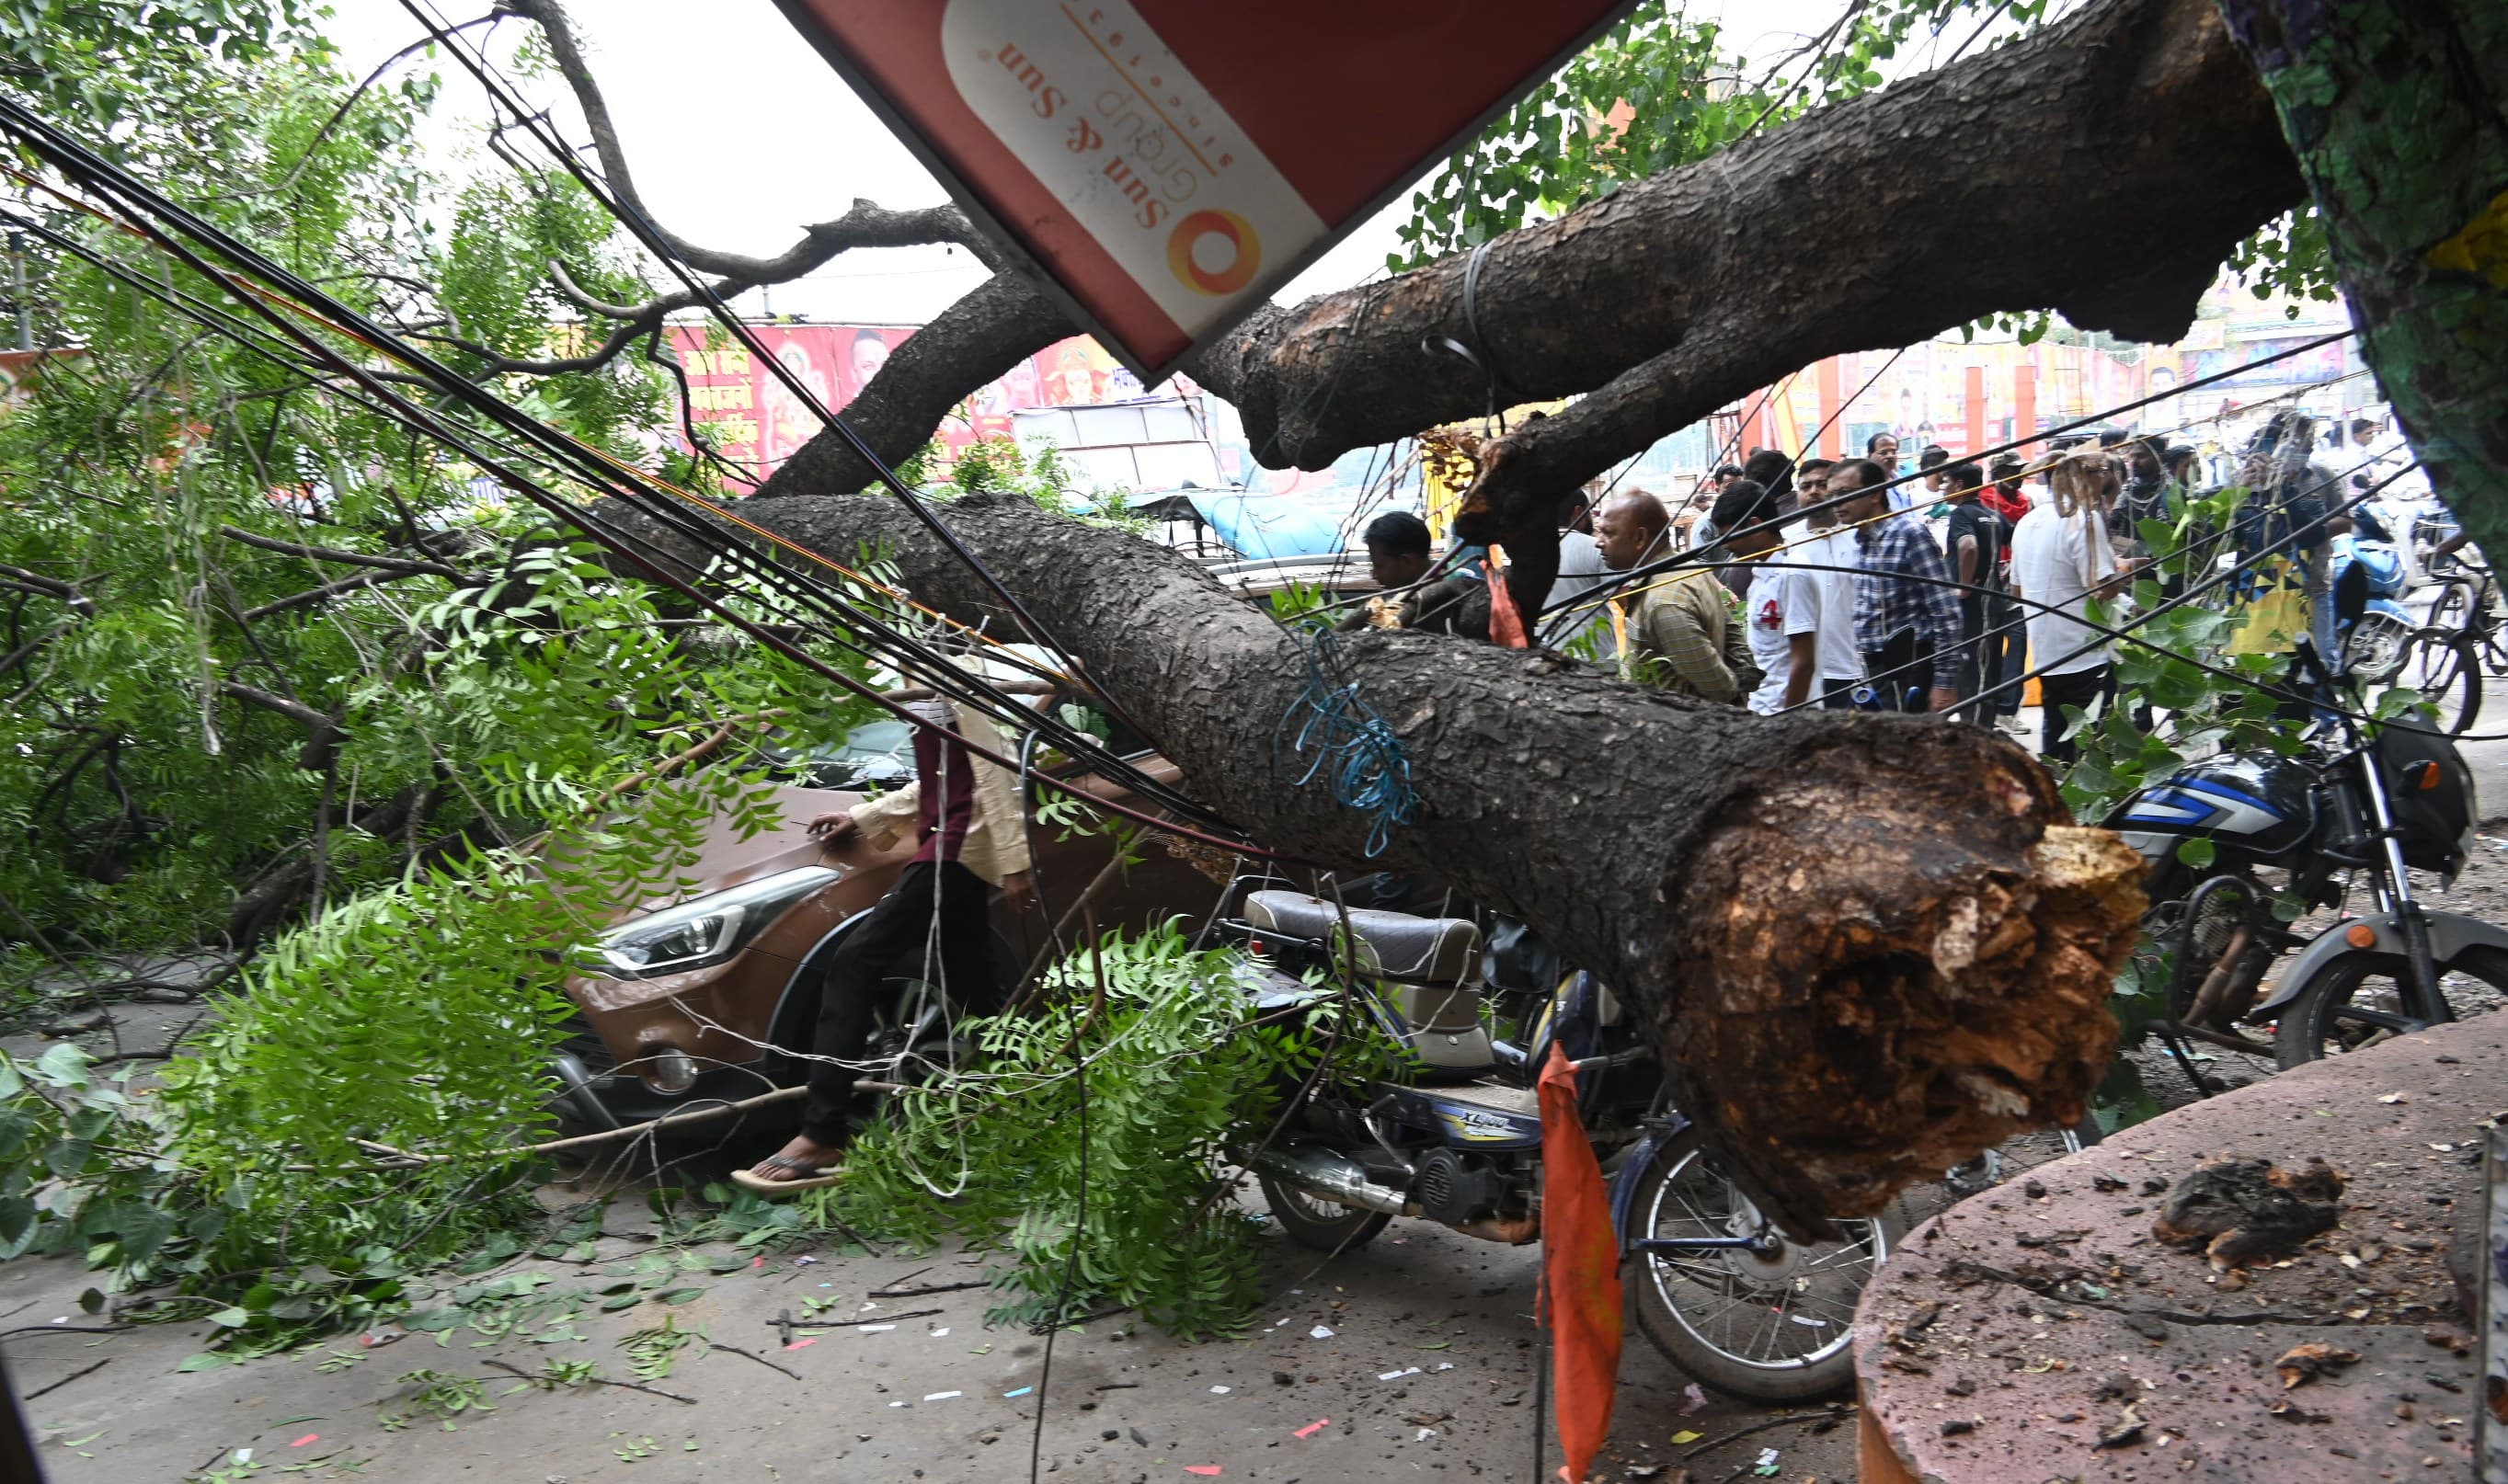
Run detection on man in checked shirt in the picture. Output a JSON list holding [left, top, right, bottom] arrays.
[[1827, 457, 1966, 713]]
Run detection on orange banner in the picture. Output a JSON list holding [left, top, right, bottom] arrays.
[[1539, 1043, 1621, 1482]]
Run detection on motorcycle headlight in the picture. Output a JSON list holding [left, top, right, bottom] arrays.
[[590, 866, 841, 979]]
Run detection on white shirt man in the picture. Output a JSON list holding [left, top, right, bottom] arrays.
[[1745, 557, 1825, 716], [2010, 491, 2122, 764]]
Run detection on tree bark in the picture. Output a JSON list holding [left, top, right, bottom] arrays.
[[750, 0, 2301, 526], [2216, 0, 2507, 547], [616, 492, 2143, 1231]]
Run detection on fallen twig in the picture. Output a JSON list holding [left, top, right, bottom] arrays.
[[0, 1325, 132, 1341], [1685, 1403, 1854, 1458], [483, 1356, 695, 1405], [23, 1357, 109, 1398], [707, 1341, 800, 1380], [835, 1307, 945, 1327], [866, 1278, 993, 1300], [350, 1080, 922, 1166]]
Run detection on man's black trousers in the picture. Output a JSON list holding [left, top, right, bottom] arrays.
[[798, 860, 1000, 1146]]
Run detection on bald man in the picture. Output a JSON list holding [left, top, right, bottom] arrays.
[[1593, 488, 1750, 702]]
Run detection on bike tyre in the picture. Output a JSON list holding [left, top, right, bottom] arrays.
[[1625, 1126, 1905, 1404], [2392, 626, 2481, 736], [1256, 1170, 1391, 1253], [2272, 944, 2508, 1068]]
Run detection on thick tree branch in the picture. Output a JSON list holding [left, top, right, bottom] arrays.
[[748, 273, 1073, 498], [217, 682, 344, 772], [1193, 0, 2296, 477]]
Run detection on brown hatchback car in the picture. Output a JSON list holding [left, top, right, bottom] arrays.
[[553, 735, 1222, 1134]]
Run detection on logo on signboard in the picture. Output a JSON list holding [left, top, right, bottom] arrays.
[[1167, 211, 1258, 296], [940, 0, 1322, 342]]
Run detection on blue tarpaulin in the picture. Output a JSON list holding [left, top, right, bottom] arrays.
[[1183, 490, 1351, 560]]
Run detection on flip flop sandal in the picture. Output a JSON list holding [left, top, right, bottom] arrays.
[[729, 1152, 846, 1194]]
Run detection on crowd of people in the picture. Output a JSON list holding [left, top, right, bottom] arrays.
[[1342, 429, 2225, 766]]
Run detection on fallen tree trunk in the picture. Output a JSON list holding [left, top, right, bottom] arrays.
[[622, 491, 2143, 1231]]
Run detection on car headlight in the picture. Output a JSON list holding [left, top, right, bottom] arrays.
[[590, 866, 841, 979]]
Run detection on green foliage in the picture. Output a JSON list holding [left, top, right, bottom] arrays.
[[811, 925, 1336, 1339], [1390, 0, 2053, 271], [384, 1368, 495, 1429], [2225, 209, 2345, 317], [941, 434, 1148, 533], [1265, 581, 1331, 624], [1391, 6, 1775, 269], [0, 20, 747, 971]]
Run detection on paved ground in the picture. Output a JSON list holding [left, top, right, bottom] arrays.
[[4, 1162, 1864, 1484]]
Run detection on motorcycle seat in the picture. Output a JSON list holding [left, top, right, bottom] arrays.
[[1243, 891, 1481, 984]]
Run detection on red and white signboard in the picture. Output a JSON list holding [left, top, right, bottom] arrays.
[[773, 0, 1637, 380]]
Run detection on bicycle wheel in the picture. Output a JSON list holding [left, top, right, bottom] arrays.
[[2389, 626, 2481, 736], [2425, 577, 2479, 634], [1943, 1115, 2103, 1198], [1626, 1127, 1903, 1403]]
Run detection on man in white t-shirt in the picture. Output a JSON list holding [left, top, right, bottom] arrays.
[[1789, 459, 1869, 708], [2010, 474, 2127, 765], [1712, 479, 1821, 714]]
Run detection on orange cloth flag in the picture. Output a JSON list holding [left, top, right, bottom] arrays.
[[1484, 556, 1530, 649], [1538, 1043, 1622, 1482]]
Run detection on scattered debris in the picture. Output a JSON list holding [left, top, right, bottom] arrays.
[[2093, 1403, 2147, 1450], [1293, 1419, 1331, 1440], [2151, 1157, 2344, 1266], [1680, 1382, 1707, 1414], [922, 1391, 960, 1402], [1751, 1445, 1781, 1476], [1308, 1325, 1334, 1340]]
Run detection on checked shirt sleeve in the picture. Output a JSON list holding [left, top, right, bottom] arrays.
[[1896, 522, 1970, 689]]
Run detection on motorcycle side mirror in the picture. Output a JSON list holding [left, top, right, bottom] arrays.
[[2333, 558, 2369, 626]]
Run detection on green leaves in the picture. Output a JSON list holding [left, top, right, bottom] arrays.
[[807, 924, 1348, 1341]]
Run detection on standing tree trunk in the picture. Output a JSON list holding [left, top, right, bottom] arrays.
[[2217, 0, 2507, 541], [613, 493, 2143, 1231]]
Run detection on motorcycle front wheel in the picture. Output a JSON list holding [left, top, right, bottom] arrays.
[[1626, 1127, 1904, 1404], [2272, 946, 2508, 1067]]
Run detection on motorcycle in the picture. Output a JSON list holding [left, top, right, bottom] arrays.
[[2103, 565, 2505, 1074], [1213, 878, 1901, 1403]]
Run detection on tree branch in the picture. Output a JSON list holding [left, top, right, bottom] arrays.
[[747, 272, 1074, 498], [611, 489, 2142, 1231], [1187, 0, 2298, 488], [216, 525, 465, 579], [238, 568, 438, 622], [503, 0, 994, 278]]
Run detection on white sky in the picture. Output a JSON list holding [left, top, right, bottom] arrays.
[[324, 0, 1885, 324]]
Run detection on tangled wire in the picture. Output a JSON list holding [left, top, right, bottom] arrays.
[[1274, 623, 1419, 857]]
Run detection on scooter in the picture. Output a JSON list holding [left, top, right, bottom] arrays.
[[2331, 510, 2413, 680], [1214, 880, 1900, 1403]]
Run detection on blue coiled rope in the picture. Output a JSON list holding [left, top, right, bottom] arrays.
[[1274, 623, 1418, 857]]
